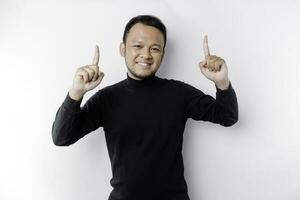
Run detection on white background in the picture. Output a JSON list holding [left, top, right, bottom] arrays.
[[1, 0, 300, 199]]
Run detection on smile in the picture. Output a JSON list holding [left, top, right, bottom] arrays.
[[136, 62, 152, 67]]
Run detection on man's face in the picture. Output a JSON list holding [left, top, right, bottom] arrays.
[[120, 23, 165, 80]]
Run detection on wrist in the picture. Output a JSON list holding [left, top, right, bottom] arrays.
[[215, 78, 230, 90], [68, 88, 85, 101]]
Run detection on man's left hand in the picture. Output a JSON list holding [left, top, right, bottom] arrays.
[[199, 35, 230, 90]]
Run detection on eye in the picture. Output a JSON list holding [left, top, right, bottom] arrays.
[[151, 48, 161, 52], [133, 44, 142, 48]]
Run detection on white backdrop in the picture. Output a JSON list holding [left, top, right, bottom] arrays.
[[1, 0, 299, 200]]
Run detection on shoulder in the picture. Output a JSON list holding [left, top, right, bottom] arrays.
[[159, 77, 194, 90], [162, 77, 207, 98], [96, 79, 126, 93], [90, 79, 127, 103]]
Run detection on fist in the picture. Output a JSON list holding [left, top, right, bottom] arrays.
[[202, 35, 224, 72], [198, 35, 229, 86], [71, 45, 105, 95], [204, 55, 225, 72]]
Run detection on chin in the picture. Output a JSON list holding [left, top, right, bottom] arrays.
[[136, 72, 155, 79], [126, 62, 160, 79], [129, 69, 156, 80]]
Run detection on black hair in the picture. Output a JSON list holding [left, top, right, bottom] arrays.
[[122, 15, 167, 48]]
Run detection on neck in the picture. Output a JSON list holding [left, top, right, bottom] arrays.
[[127, 72, 142, 80], [126, 72, 159, 89]]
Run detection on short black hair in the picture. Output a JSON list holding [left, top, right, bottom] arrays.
[[122, 15, 167, 48]]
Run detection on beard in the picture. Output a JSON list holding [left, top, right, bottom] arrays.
[[126, 65, 157, 80]]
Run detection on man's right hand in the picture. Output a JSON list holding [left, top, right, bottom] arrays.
[[69, 45, 105, 101]]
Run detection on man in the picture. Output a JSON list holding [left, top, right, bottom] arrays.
[[52, 15, 238, 200]]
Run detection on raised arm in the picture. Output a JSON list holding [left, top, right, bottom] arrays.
[[52, 45, 105, 146], [184, 81, 238, 127], [185, 35, 238, 126]]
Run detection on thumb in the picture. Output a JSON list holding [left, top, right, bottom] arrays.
[[199, 61, 206, 67], [87, 71, 104, 90], [95, 71, 105, 84], [198, 61, 206, 73]]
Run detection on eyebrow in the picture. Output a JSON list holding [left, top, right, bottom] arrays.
[[131, 40, 162, 48]]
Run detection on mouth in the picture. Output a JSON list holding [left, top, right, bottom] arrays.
[[136, 62, 153, 68]]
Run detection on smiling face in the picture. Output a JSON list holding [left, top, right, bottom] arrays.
[[120, 23, 165, 80]]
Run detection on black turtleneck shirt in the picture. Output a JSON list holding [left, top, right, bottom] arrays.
[[52, 73, 238, 200]]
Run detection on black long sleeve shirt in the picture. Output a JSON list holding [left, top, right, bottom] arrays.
[[52, 73, 238, 200]]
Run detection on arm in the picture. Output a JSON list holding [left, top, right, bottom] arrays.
[[51, 90, 105, 146], [187, 35, 238, 126], [184, 81, 238, 127], [52, 45, 105, 146]]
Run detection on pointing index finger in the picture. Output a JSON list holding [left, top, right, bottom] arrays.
[[92, 45, 100, 65], [203, 35, 210, 58]]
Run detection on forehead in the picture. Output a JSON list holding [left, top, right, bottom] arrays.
[[126, 23, 164, 46]]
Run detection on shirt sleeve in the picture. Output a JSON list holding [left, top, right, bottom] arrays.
[[51, 89, 105, 146], [184, 81, 238, 127]]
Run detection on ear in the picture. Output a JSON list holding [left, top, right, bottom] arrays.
[[119, 42, 125, 57], [161, 47, 165, 61]]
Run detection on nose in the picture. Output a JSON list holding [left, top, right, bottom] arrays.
[[140, 48, 152, 59]]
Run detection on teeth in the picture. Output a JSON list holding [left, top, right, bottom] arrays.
[[137, 62, 150, 66]]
